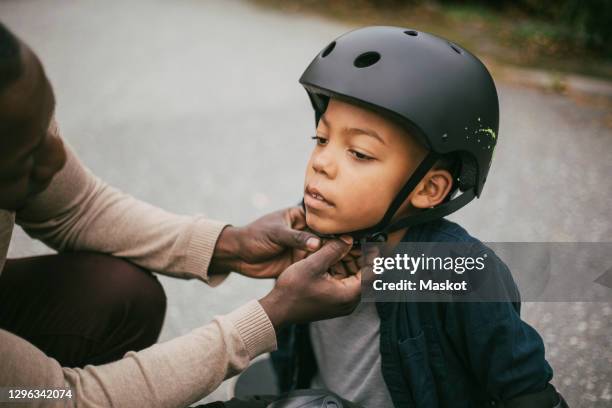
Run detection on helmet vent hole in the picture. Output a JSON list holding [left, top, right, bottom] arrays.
[[404, 30, 418, 36], [321, 41, 336, 58], [354, 51, 381, 68], [449, 43, 462, 54]]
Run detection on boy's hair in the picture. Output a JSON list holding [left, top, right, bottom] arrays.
[[0, 23, 23, 92]]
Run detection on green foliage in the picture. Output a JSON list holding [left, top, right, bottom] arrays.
[[362, 0, 612, 55], [517, 0, 612, 52]]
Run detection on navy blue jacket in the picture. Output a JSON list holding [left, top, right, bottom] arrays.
[[271, 219, 554, 407]]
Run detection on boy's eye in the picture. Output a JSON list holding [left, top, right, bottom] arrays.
[[349, 150, 374, 161], [311, 135, 328, 146]]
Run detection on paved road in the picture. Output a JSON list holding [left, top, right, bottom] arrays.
[[2, 0, 611, 406]]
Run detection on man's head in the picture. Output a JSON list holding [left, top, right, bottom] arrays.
[[303, 98, 454, 234], [0, 24, 66, 210]]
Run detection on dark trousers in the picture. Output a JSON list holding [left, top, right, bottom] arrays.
[[0, 252, 167, 367]]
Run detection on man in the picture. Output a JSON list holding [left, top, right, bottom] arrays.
[[0, 23, 361, 407]]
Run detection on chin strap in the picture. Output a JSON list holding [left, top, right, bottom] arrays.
[[302, 151, 477, 246]]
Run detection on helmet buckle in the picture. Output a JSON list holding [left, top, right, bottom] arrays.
[[369, 232, 388, 243]]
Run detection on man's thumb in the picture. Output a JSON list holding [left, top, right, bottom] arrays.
[[305, 236, 353, 274], [340, 270, 362, 303]]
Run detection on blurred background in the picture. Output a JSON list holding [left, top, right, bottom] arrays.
[[2, 0, 611, 406]]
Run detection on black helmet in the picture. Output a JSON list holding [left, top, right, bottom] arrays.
[[300, 26, 499, 242]]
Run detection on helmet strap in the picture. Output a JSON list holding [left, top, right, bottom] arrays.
[[372, 151, 440, 230], [383, 188, 475, 234]]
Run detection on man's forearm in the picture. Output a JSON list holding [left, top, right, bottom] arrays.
[[16, 140, 228, 283], [0, 300, 276, 408]]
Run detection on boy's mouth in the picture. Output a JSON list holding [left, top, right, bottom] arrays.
[[304, 185, 335, 209]]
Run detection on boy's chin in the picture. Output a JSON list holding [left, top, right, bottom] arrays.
[[305, 213, 343, 235]]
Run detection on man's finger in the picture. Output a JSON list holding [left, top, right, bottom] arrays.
[[286, 206, 307, 230], [274, 225, 321, 251], [292, 248, 308, 263], [275, 207, 320, 251], [357, 245, 381, 269], [336, 270, 362, 307], [331, 262, 349, 279], [342, 255, 360, 276], [360, 262, 377, 287], [303, 236, 353, 274]]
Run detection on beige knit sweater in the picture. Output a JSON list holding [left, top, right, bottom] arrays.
[[0, 124, 277, 407]]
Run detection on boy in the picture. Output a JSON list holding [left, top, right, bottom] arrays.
[[272, 26, 567, 407]]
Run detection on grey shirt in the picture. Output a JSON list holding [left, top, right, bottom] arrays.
[[310, 302, 395, 408]]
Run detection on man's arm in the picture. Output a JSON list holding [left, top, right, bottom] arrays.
[[1, 239, 361, 408], [0, 300, 275, 408], [16, 123, 227, 284]]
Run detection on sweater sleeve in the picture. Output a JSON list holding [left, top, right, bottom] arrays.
[[0, 300, 276, 408], [15, 121, 228, 285]]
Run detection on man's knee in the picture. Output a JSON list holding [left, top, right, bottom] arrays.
[[87, 254, 167, 340], [0, 252, 167, 365], [67, 253, 167, 362], [103, 255, 166, 311]]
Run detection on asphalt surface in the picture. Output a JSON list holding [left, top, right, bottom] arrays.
[[2, 0, 611, 406]]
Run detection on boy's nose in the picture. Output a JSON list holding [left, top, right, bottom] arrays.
[[312, 150, 336, 178]]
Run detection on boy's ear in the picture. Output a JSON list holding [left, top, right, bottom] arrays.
[[410, 169, 454, 209]]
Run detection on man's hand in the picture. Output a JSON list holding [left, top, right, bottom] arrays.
[[329, 247, 362, 279], [259, 236, 362, 328], [210, 207, 321, 279]]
